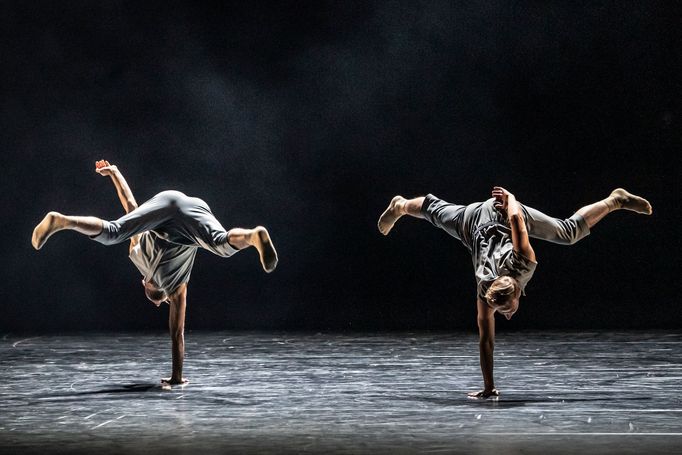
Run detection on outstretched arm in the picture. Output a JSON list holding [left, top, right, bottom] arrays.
[[162, 283, 188, 386], [95, 160, 138, 213], [492, 187, 536, 262], [468, 298, 499, 398], [95, 160, 140, 251]]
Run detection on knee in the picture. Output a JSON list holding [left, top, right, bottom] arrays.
[[555, 220, 583, 245], [563, 234, 580, 245], [90, 221, 117, 245], [225, 229, 248, 251]]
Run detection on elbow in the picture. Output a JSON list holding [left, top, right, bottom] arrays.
[[509, 213, 524, 226], [171, 329, 184, 342], [510, 214, 529, 235], [478, 332, 494, 349]]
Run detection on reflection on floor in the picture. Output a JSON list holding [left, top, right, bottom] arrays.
[[1, 331, 681, 454]]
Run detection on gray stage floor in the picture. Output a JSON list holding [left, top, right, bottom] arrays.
[[1, 331, 681, 454]]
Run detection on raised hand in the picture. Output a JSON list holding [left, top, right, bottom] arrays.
[[95, 159, 118, 177], [492, 186, 513, 211]]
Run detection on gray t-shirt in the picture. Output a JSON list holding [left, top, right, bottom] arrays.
[[128, 231, 198, 295], [471, 217, 537, 300], [422, 195, 537, 300]]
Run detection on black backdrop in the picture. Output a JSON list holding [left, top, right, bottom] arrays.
[[2, 1, 680, 332]]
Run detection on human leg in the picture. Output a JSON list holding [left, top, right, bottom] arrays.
[[577, 188, 652, 228], [168, 194, 278, 273], [379, 193, 469, 243], [32, 212, 104, 250], [377, 196, 426, 235], [522, 188, 652, 245], [522, 205, 591, 245], [33, 191, 179, 250], [93, 191, 179, 246], [225, 227, 278, 273]]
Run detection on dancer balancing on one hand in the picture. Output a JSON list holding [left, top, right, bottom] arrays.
[[32, 160, 279, 386], [378, 186, 651, 398]]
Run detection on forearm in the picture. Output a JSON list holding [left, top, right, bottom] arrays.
[[506, 194, 521, 220], [509, 213, 525, 249], [171, 332, 184, 380], [167, 285, 187, 383], [479, 337, 495, 390], [108, 169, 138, 213], [507, 196, 531, 254], [476, 298, 496, 392]]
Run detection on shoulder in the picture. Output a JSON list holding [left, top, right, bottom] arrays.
[[507, 249, 537, 273], [476, 298, 495, 321]]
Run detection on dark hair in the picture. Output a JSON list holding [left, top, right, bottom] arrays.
[[144, 282, 167, 303]]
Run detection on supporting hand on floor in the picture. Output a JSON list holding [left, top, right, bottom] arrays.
[[467, 388, 500, 399]]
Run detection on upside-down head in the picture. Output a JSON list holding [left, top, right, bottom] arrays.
[[142, 278, 168, 306], [485, 276, 521, 320]]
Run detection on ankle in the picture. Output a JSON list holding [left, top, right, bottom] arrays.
[[395, 199, 407, 216], [50, 212, 68, 229], [603, 196, 620, 212], [226, 229, 250, 250]]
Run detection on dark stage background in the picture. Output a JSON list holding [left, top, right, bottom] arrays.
[[2, 1, 680, 332]]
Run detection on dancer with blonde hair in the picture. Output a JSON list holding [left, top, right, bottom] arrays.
[[378, 186, 651, 398]]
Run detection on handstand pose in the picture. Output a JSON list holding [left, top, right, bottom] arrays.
[[32, 160, 278, 386], [378, 186, 651, 398]]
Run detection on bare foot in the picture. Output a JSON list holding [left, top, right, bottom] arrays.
[[250, 226, 278, 273], [377, 196, 406, 235], [610, 188, 652, 215], [32, 212, 65, 250]]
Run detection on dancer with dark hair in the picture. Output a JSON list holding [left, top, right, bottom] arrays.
[[378, 186, 651, 398], [32, 160, 278, 385]]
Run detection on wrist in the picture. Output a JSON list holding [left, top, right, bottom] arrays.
[[507, 201, 520, 218]]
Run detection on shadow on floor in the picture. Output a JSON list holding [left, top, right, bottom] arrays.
[[404, 394, 653, 408], [34, 383, 165, 401], [70, 383, 163, 395]]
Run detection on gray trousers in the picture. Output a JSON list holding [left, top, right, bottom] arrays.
[[422, 194, 590, 246], [91, 190, 237, 257]]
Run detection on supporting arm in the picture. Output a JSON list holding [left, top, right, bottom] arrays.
[[163, 283, 188, 386], [468, 298, 499, 398]]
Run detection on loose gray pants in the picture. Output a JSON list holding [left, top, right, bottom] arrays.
[[92, 190, 237, 257], [422, 194, 590, 246]]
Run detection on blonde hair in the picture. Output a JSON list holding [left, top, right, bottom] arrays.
[[485, 276, 519, 307]]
